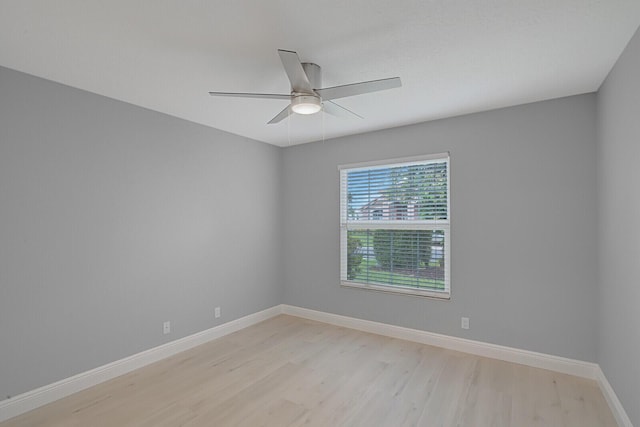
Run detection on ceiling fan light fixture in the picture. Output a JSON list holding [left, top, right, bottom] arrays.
[[291, 95, 322, 115]]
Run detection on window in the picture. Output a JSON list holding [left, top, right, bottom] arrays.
[[339, 153, 450, 299]]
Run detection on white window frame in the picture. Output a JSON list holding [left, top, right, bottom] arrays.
[[339, 153, 451, 299]]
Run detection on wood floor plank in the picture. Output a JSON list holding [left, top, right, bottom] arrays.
[[0, 315, 616, 427]]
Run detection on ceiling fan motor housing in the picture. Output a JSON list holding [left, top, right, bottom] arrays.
[[291, 94, 322, 114], [290, 62, 323, 114]]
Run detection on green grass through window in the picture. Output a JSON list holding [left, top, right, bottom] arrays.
[[353, 258, 445, 290]]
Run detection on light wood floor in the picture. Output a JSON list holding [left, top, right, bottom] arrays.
[[2, 315, 616, 427]]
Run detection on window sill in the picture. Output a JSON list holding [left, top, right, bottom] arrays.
[[340, 281, 450, 300]]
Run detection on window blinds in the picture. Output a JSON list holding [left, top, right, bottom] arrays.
[[339, 153, 450, 298]]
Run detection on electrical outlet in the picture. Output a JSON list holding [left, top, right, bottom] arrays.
[[163, 321, 171, 334], [461, 317, 470, 330], [215, 307, 221, 319]]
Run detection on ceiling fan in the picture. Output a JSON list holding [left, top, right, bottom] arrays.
[[209, 49, 401, 124]]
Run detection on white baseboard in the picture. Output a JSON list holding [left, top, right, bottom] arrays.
[[2, 304, 631, 427], [0, 305, 282, 423], [281, 305, 599, 379], [282, 305, 637, 426], [596, 366, 633, 427]]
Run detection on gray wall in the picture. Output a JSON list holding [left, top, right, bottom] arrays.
[[0, 66, 283, 398], [283, 94, 598, 362], [597, 27, 640, 426]]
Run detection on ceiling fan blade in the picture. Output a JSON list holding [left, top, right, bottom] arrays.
[[315, 77, 401, 101], [322, 101, 363, 119], [278, 49, 313, 93], [267, 104, 292, 124], [209, 91, 291, 100]]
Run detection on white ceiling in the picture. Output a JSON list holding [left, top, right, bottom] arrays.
[[1, 1, 639, 147]]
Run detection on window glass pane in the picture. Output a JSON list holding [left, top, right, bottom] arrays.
[[347, 229, 446, 291], [347, 161, 448, 221]]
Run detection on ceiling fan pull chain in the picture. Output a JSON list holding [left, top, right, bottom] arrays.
[[287, 107, 291, 146], [322, 104, 326, 144]]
